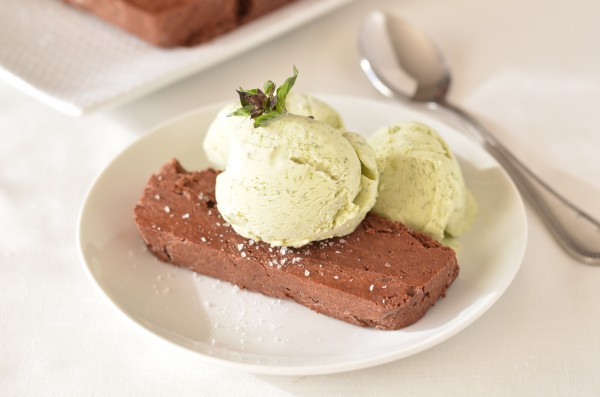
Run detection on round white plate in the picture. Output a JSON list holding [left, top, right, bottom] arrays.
[[77, 95, 527, 375]]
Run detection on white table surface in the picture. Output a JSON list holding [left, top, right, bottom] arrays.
[[2, 0, 600, 395]]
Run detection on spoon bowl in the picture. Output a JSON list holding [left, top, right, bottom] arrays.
[[360, 10, 450, 102], [359, 10, 600, 265]]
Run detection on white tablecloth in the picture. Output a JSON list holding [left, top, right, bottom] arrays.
[[2, 0, 599, 395]]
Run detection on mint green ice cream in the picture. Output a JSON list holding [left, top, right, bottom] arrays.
[[369, 122, 477, 241], [215, 114, 378, 247], [203, 92, 344, 170], [202, 102, 254, 170]]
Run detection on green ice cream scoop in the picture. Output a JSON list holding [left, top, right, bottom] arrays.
[[369, 122, 477, 241], [203, 92, 344, 170], [215, 114, 378, 247]]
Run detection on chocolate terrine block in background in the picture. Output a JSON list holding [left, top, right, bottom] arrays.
[[133, 160, 460, 330], [64, 0, 298, 48], [239, 0, 298, 24]]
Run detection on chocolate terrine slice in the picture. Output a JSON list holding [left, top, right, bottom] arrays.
[[134, 159, 459, 330]]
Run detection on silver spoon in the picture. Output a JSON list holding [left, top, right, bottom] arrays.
[[359, 10, 600, 265]]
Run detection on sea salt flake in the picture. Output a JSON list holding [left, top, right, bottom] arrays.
[[153, 194, 160, 200], [237, 243, 244, 251], [369, 284, 374, 291], [384, 262, 391, 267], [241, 252, 247, 258], [201, 237, 207, 242], [182, 213, 190, 219], [304, 270, 310, 276], [163, 206, 171, 213], [249, 239, 255, 246], [333, 275, 339, 280], [382, 285, 387, 289], [280, 247, 288, 255]]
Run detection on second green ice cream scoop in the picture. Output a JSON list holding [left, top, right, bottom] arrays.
[[369, 122, 477, 242]]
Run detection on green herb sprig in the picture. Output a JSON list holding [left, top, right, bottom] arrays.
[[229, 66, 298, 127]]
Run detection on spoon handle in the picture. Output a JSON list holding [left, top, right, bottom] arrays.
[[439, 101, 600, 265]]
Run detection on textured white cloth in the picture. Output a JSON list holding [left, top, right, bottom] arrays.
[[0, 0, 353, 116], [2, 0, 600, 395]]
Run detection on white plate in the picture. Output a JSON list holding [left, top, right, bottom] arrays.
[[0, 0, 354, 117], [77, 95, 527, 375]]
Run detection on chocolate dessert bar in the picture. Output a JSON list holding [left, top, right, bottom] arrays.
[[133, 160, 459, 330], [64, 0, 297, 48]]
